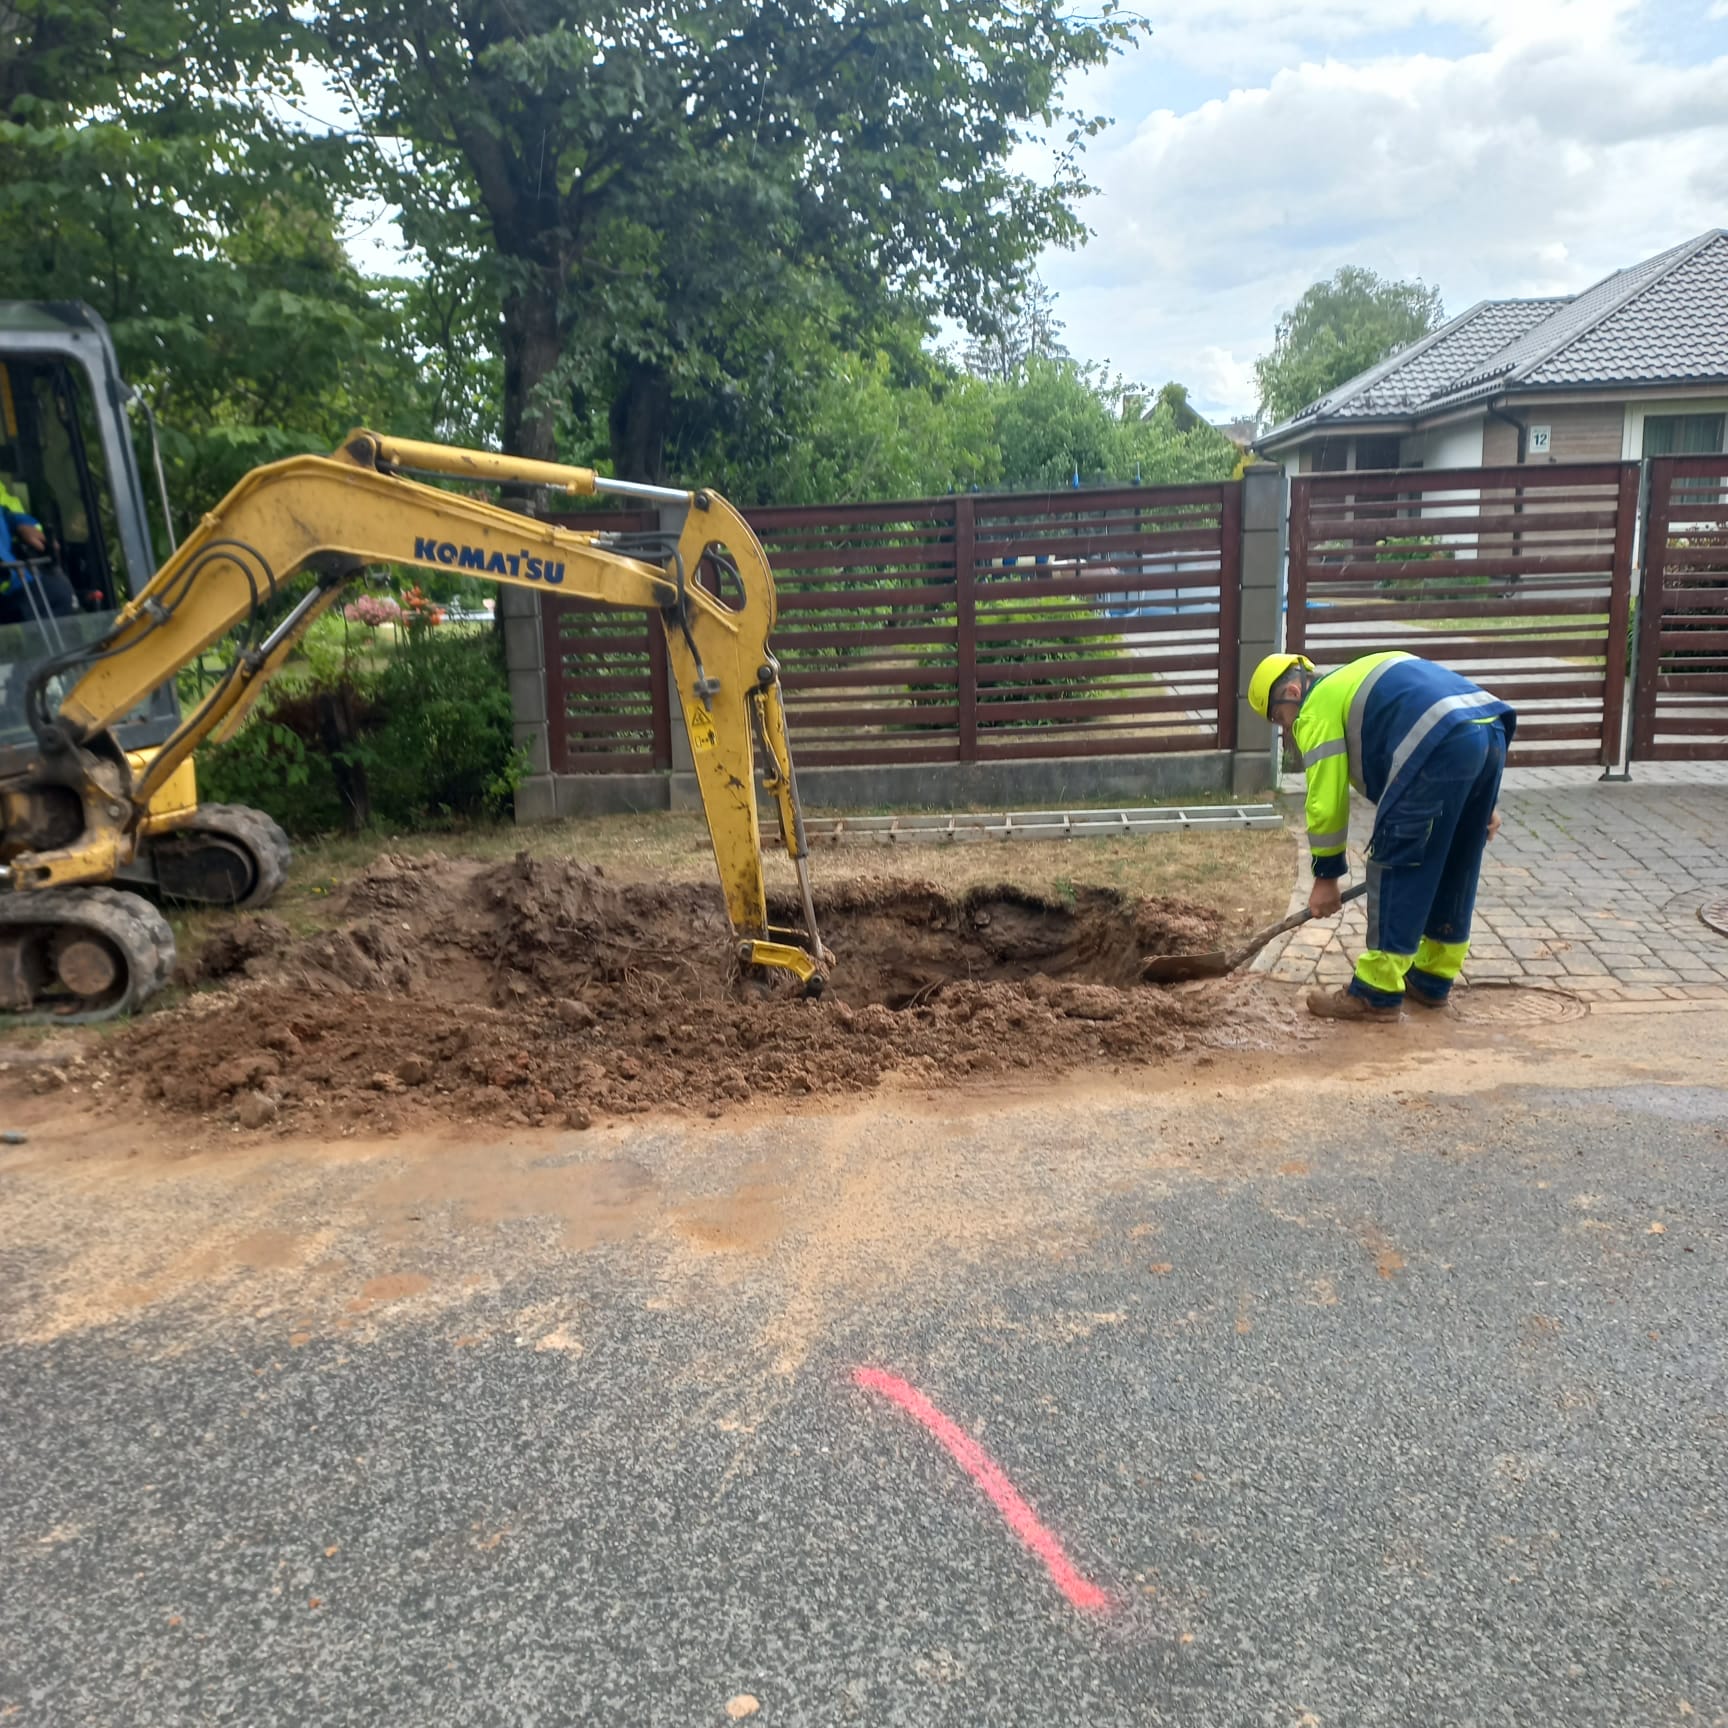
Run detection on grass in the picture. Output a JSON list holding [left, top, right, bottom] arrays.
[[212, 801, 1294, 951]]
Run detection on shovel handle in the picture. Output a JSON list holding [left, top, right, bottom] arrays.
[[1252, 878, 1368, 947]]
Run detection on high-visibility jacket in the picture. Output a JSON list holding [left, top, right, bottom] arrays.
[[1294, 651, 1516, 878], [0, 480, 41, 575]]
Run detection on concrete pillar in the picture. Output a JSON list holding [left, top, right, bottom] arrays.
[[500, 582, 557, 824], [1231, 464, 1287, 796]]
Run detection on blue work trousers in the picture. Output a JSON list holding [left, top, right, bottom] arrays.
[[1350, 719, 1507, 1007]]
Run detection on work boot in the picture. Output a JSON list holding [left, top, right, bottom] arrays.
[[1306, 986, 1402, 1022], [1405, 985, 1450, 1012]]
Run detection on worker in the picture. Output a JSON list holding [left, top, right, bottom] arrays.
[[0, 480, 78, 625], [1249, 649, 1515, 1020]]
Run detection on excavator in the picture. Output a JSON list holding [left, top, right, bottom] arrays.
[[0, 302, 826, 1021]]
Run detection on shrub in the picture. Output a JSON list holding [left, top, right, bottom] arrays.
[[195, 625, 525, 836]]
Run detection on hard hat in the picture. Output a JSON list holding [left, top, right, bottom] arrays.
[[1248, 652, 1315, 718]]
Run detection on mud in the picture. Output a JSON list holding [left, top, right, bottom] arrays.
[[106, 854, 1274, 1134]]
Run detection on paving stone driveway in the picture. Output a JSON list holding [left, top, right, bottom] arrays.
[[1257, 764, 1728, 1002]]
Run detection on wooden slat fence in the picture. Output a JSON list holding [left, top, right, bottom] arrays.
[[538, 508, 671, 772], [542, 483, 1238, 772], [1631, 453, 1728, 761], [1287, 462, 1637, 767]]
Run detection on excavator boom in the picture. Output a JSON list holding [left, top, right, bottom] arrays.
[[0, 431, 825, 1017]]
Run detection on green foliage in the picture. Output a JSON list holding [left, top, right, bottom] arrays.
[[196, 625, 524, 836], [352, 629, 524, 825], [313, 0, 1145, 473], [193, 716, 349, 836], [1255, 266, 1446, 426], [989, 356, 1241, 491], [0, 0, 443, 532]]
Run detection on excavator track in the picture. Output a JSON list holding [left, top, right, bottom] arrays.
[[138, 803, 293, 910], [0, 886, 176, 1024]]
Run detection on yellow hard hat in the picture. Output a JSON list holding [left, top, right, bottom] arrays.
[[1248, 652, 1315, 718]]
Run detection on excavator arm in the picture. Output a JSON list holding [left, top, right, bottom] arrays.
[[1, 431, 825, 1001]]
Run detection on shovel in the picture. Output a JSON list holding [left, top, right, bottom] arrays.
[[1142, 881, 1368, 984]]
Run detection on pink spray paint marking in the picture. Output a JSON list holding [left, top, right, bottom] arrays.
[[852, 1365, 1111, 1614]]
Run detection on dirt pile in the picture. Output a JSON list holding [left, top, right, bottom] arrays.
[[115, 854, 1270, 1132]]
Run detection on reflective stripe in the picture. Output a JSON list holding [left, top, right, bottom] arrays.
[[1308, 827, 1348, 850], [1364, 857, 1382, 948], [1385, 691, 1502, 786], [1302, 738, 1347, 767], [1355, 949, 1416, 997], [1345, 655, 1403, 793], [1413, 935, 1470, 982]]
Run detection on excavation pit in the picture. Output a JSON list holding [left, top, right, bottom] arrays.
[[111, 854, 1269, 1131]]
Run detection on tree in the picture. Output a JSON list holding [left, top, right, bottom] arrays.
[[0, 0, 439, 524], [1254, 267, 1445, 426], [314, 0, 1140, 477], [962, 276, 1069, 384]]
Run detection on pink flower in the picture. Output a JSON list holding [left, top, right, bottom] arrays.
[[344, 594, 403, 628]]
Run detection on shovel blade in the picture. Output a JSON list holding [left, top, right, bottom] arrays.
[[1141, 949, 1233, 983]]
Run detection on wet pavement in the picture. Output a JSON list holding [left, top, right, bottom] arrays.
[[3, 1011, 1725, 1726]]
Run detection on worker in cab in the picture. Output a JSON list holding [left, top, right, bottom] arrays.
[[1249, 650, 1515, 1021], [0, 480, 79, 626]]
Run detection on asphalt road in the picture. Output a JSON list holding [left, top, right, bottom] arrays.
[[3, 1030, 1725, 1726]]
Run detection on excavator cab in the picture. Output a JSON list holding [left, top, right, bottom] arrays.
[[0, 302, 181, 765]]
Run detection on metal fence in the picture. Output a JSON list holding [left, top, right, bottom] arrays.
[[542, 484, 1239, 773], [1632, 454, 1728, 761], [1287, 462, 1638, 767]]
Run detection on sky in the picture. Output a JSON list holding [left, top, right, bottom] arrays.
[[320, 0, 1728, 425], [1035, 0, 1728, 418]]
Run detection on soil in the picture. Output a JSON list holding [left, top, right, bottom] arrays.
[[98, 853, 1280, 1135]]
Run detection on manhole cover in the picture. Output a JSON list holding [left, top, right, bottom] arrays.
[[1701, 897, 1728, 939], [1450, 982, 1589, 1024]]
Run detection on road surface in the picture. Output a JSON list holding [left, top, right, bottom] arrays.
[[3, 999, 1725, 1726]]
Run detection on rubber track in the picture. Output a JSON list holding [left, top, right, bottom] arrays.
[[163, 804, 294, 910], [0, 886, 177, 1023]]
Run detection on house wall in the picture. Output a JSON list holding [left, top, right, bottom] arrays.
[[1483, 414, 1518, 466], [1538, 402, 1628, 464], [1398, 416, 1485, 471]]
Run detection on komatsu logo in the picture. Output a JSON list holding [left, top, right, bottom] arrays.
[[412, 537, 565, 585]]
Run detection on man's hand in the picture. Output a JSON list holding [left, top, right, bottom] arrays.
[[1308, 877, 1343, 918], [1487, 808, 1501, 843], [14, 523, 46, 554]]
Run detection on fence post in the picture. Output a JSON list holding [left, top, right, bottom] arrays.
[[1599, 460, 1640, 778], [1629, 456, 1675, 770], [1217, 479, 1242, 752], [954, 495, 977, 763], [504, 585, 557, 824], [662, 503, 703, 810], [1231, 465, 1284, 795]]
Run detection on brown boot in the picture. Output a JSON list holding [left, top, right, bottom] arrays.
[[1405, 985, 1450, 1012], [1306, 986, 1403, 1022]]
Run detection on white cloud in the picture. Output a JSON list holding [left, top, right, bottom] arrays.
[[1045, 2, 1728, 416]]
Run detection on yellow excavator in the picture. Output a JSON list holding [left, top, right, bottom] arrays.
[[0, 302, 825, 1021]]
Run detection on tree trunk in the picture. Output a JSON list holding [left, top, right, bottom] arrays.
[[315, 685, 372, 834], [608, 363, 672, 483], [500, 273, 562, 462]]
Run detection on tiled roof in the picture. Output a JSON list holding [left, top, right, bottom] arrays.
[[1292, 298, 1566, 424], [1260, 231, 1728, 445]]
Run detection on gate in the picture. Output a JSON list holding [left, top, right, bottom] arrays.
[[1630, 453, 1728, 761], [1287, 462, 1638, 766]]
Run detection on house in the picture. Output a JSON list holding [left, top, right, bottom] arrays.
[[1256, 230, 1728, 472]]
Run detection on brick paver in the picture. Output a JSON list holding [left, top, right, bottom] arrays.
[[1257, 764, 1728, 1000]]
